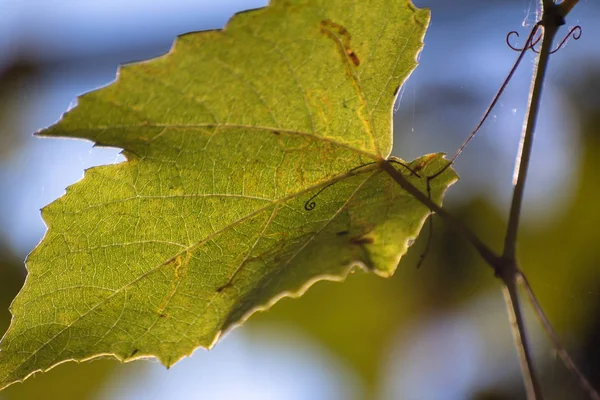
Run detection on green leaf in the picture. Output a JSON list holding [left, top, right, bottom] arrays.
[[0, 0, 455, 389]]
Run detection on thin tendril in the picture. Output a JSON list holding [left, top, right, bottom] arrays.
[[426, 22, 542, 183], [549, 25, 582, 54], [507, 25, 582, 54], [304, 159, 420, 211], [506, 29, 543, 52], [415, 179, 434, 269]]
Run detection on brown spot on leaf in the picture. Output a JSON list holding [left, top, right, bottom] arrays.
[[320, 19, 360, 69], [216, 283, 230, 293], [347, 50, 360, 66], [412, 154, 438, 172]]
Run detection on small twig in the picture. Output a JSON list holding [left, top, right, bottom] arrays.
[[557, 0, 579, 16], [517, 271, 600, 400], [500, 264, 544, 399]]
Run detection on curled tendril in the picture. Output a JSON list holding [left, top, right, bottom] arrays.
[[304, 183, 332, 211], [550, 25, 582, 54], [506, 25, 582, 55], [304, 159, 420, 211], [304, 201, 316, 211], [506, 29, 542, 52]]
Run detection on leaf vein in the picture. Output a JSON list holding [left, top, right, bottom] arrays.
[[3, 163, 382, 377]]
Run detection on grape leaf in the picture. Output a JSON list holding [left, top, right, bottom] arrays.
[[0, 0, 456, 389]]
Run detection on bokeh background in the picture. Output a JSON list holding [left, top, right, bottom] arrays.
[[0, 0, 599, 398]]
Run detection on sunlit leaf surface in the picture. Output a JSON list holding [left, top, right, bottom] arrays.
[[0, 0, 457, 389]]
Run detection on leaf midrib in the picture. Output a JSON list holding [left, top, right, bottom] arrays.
[[44, 123, 379, 160]]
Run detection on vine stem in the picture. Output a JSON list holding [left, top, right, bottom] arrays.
[[501, 1, 599, 397], [494, 8, 559, 400], [502, 267, 543, 399], [517, 271, 600, 400]]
